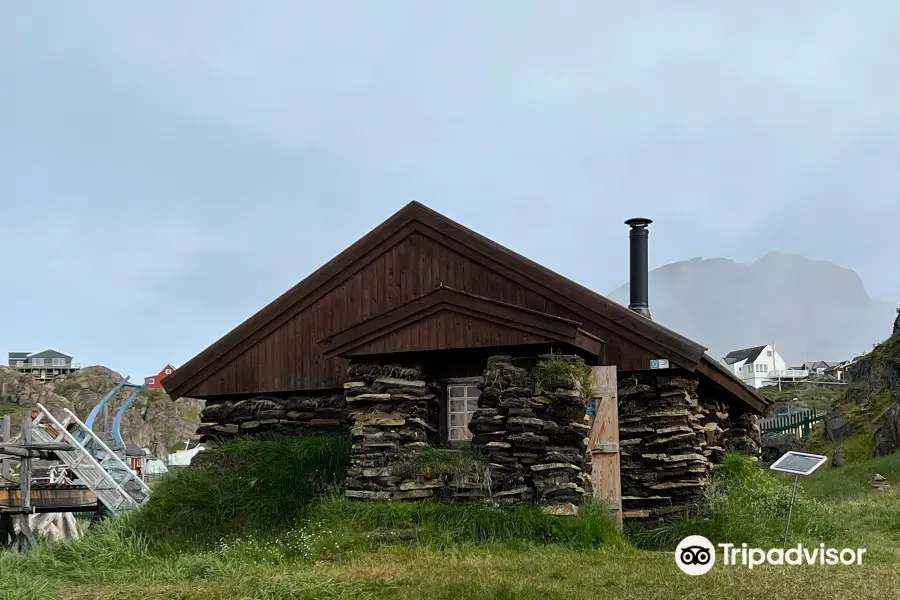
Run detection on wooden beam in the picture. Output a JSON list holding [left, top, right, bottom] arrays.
[[0, 417, 9, 483], [0, 447, 64, 460], [588, 366, 622, 528]]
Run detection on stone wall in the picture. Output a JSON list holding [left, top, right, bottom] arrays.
[[470, 355, 591, 508], [724, 411, 761, 456], [618, 373, 710, 519], [618, 373, 761, 519], [196, 394, 346, 442], [342, 363, 443, 501], [193, 356, 761, 519]]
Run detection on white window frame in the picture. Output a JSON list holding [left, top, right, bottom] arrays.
[[165, 368, 172, 375], [31, 358, 45, 366], [52, 357, 65, 366], [446, 383, 480, 442], [147, 378, 155, 385]]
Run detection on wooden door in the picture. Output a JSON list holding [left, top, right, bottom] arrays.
[[587, 366, 622, 528]]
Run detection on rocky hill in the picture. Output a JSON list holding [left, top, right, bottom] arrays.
[[0, 365, 203, 458], [607, 252, 895, 364], [839, 333, 900, 457]]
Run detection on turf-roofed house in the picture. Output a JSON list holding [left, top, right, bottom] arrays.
[[164, 202, 767, 520]]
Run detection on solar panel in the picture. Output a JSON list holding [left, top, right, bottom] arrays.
[[769, 451, 828, 476]]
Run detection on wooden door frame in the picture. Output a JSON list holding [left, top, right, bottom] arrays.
[[587, 365, 622, 528]]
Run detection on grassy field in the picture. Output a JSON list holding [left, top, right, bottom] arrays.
[[3, 435, 899, 600], [758, 383, 847, 414]]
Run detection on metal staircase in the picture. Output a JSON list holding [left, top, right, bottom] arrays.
[[28, 403, 151, 513]]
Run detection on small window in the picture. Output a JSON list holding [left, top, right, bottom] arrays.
[[165, 369, 172, 375], [32, 358, 44, 366], [52, 357, 65, 366], [147, 378, 155, 384], [766, 351, 772, 357], [447, 384, 480, 441]]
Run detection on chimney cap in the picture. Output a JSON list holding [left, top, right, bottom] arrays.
[[625, 217, 653, 228]]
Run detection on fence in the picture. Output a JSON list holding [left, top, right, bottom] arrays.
[[758, 409, 826, 439]]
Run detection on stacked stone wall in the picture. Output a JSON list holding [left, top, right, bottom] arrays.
[[194, 356, 761, 519], [341, 364, 443, 500], [470, 354, 591, 508], [196, 394, 346, 442], [618, 373, 761, 519]]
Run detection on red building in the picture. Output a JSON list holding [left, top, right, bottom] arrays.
[[144, 364, 177, 389]]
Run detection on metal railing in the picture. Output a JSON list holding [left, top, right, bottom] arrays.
[[10, 363, 81, 370], [759, 409, 826, 439], [765, 369, 809, 378]]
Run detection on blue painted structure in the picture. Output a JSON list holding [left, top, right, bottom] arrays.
[[111, 382, 148, 451], [83, 377, 130, 431]]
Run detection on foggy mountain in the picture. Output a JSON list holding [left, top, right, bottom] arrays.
[[607, 252, 896, 366]]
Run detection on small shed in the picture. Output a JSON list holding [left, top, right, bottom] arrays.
[[164, 202, 767, 518]]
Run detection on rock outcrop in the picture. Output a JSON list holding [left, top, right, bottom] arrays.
[[826, 332, 900, 457], [0, 365, 203, 458], [0, 367, 73, 422], [760, 432, 809, 466], [875, 402, 900, 457], [872, 473, 891, 491]]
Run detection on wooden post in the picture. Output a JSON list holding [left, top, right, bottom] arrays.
[[1, 416, 9, 482], [16, 417, 35, 551], [588, 366, 622, 528]]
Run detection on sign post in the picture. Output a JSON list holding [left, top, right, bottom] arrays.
[[769, 451, 828, 548]]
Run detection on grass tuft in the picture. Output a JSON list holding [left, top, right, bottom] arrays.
[[393, 446, 493, 492], [129, 432, 350, 548], [532, 351, 592, 398]]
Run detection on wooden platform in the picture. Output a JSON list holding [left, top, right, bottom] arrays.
[[0, 485, 96, 509]]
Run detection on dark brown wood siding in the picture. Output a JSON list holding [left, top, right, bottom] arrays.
[[187, 231, 662, 397], [344, 310, 557, 357]]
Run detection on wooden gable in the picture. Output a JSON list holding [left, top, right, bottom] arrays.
[[319, 287, 603, 359], [163, 202, 766, 413]]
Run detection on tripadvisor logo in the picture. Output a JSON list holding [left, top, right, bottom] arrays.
[[675, 535, 716, 575], [675, 536, 867, 575]]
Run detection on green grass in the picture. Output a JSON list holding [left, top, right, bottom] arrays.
[[306, 495, 626, 550], [393, 445, 493, 490], [138, 388, 170, 404], [129, 432, 351, 548], [809, 430, 876, 463], [626, 454, 849, 551], [3, 527, 899, 600], [3, 438, 900, 600], [531, 351, 592, 396], [802, 450, 900, 500]]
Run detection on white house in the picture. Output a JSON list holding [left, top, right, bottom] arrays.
[[167, 444, 205, 467], [720, 344, 808, 389]]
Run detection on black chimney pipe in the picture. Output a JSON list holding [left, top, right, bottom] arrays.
[[624, 217, 652, 319]]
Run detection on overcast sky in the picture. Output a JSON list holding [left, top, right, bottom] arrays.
[[2, 2, 899, 380]]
